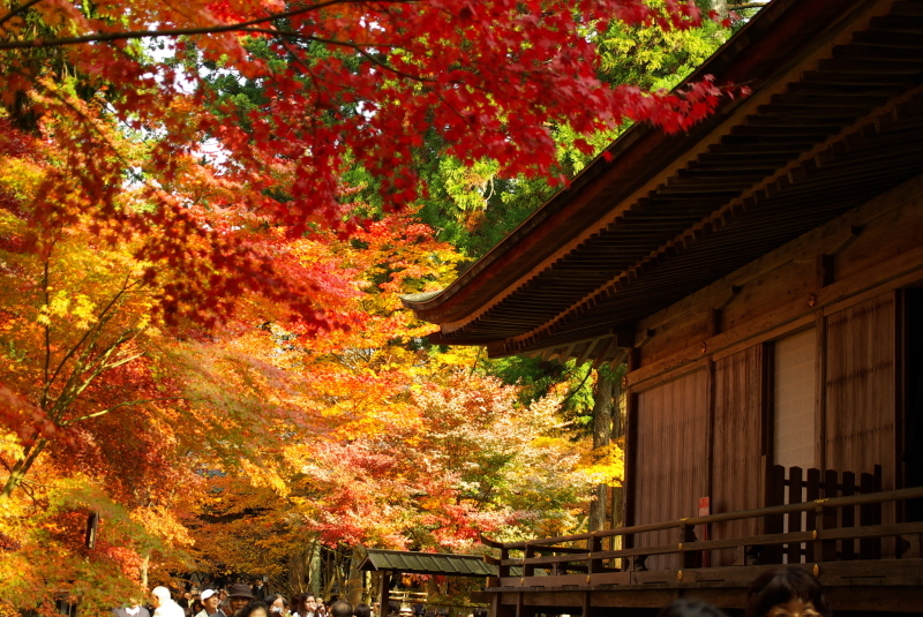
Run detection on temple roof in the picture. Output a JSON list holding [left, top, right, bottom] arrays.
[[403, 0, 923, 364]]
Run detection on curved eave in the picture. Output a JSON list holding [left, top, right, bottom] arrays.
[[404, 0, 923, 364], [401, 0, 869, 326]]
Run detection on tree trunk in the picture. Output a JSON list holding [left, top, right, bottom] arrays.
[[610, 368, 626, 532], [141, 553, 150, 590], [345, 548, 365, 605], [588, 371, 615, 532], [712, 0, 729, 18], [1, 436, 47, 498], [288, 540, 319, 594]]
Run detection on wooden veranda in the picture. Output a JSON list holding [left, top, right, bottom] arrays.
[[483, 472, 923, 614]]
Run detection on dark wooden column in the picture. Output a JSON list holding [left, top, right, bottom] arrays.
[[378, 570, 391, 617]]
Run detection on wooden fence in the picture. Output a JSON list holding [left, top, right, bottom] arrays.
[[483, 467, 923, 589]]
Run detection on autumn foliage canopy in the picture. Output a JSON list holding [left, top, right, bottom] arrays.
[[0, 0, 728, 610], [0, 0, 730, 323]]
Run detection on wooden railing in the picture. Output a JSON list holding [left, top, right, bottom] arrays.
[[764, 464, 884, 563], [482, 473, 923, 589]]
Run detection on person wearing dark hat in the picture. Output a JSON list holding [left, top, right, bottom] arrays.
[[227, 583, 255, 617]]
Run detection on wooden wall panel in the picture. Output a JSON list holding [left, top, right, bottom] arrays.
[[632, 370, 707, 571], [825, 293, 895, 487], [710, 346, 764, 566], [634, 174, 923, 377], [825, 292, 896, 553]]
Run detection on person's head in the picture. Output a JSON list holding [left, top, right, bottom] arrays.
[[330, 600, 352, 617], [266, 594, 288, 615], [355, 603, 371, 617], [228, 583, 256, 614], [300, 594, 317, 615], [151, 587, 172, 609], [240, 601, 270, 617], [744, 567, 831, 617], [202, 589, 220, 613], [657, 599, 730, 617]]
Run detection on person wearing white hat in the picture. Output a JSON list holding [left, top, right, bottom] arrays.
[[196, 590, 222, 617]]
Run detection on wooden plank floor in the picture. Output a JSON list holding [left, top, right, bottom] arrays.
[[489, 559, 923, 613]]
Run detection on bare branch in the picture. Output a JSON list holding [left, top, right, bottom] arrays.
[[102, 351, 144, 371], [62, 396, 187, 425], [0, 0, 419, 50], [53, 330, 143, 414], [0, 0, 44, 30], [41, 259, 51, 409], [44, 274, 133, 397]]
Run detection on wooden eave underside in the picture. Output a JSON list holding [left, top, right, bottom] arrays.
[[403, 0, 923, 365]]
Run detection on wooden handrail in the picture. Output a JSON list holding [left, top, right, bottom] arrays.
[[681, 485, 923, 527], [486, 484, 923, 573], [502, 485, 923, 550]]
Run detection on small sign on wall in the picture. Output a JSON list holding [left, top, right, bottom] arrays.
[[698, 497, 710, 567], [698, 496, 710, 517]]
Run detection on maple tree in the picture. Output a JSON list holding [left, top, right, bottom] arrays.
[[0, 113, 200, 612], [179, 218, 598, 596], [0, 0, 748, 610], [0, 0, 736, 329], [0, 110, 381, 610]]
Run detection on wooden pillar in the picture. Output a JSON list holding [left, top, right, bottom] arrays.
[[378, 571, 391, 617], [491, 593, 514, 617], [814, 312, 827, 470]]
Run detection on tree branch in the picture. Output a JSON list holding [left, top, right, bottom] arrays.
[[558, 365, 593, 411], [0, 436, 47, 498], [0, 0, 44, 30], [44, 275, 132, 398], [41, 258, 51, 410], [62, 396, 187, 425], [53, 330, 143, 416], [0, 0, 419, 50]]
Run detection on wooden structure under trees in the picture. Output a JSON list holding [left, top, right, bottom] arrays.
[[358, 549, 497, 615], [403, 0, 923, 613]]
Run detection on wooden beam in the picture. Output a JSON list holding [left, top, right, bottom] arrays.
[[379, 571, 391, 617]]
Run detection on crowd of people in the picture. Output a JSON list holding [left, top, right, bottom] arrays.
[[116, 565, 831, 617], [115, 585, 373, 617]]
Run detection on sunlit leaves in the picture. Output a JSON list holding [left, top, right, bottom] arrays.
[[0, 0, 737, 326]]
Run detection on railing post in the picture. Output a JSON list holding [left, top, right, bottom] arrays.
[[860, 468, 882, 559], [787, 466, 804, 563], [766, 465, 786, 564], [588, 533, 603, 578], [841, 471, 856, 560], [804, 468, 821, 562], [814, 500, 837, 563], [523, 544, 535, 579], [682, 520, 701, 569]]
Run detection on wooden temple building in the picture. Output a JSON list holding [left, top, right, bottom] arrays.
[[402, 0, 923, 613]]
